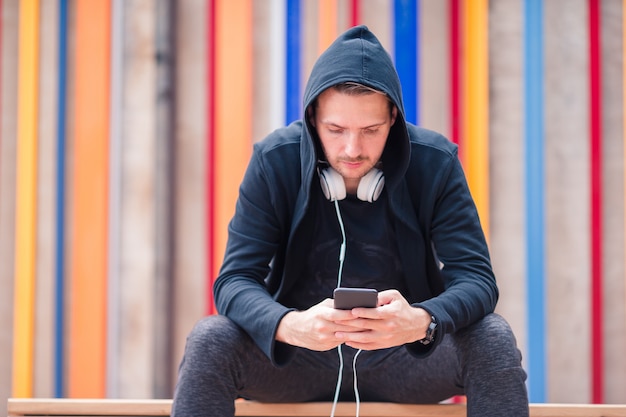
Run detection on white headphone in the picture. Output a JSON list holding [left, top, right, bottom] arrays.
[[318, 165, 385, 202]]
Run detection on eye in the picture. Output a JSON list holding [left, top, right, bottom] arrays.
[[364, 128, 379, 135], [328, 128, 344, 135]]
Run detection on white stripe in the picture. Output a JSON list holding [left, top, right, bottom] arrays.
[[107, 0, 124, 398]]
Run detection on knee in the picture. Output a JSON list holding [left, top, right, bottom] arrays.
[[457, 314, 523, 367], [185, 315, 248, 356]]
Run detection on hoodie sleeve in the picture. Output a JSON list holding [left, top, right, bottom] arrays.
[[406, 131, 498, 356], [213, 143, 298, 366]]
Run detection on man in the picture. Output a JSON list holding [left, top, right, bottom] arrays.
[[172, 26, 529, 417]]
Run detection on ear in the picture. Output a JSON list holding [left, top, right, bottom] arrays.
[[307, 106, 316, 127], [391, 106, 398, 125]]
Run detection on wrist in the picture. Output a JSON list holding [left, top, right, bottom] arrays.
[[418, 314, 437, 345], [276, 311, 299, 344]]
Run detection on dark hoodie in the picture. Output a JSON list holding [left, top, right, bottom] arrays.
[[214, 26, 497, 366]]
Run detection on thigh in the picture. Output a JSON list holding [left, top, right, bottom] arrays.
[[354, 337, 464, 403], [174, 315, 346, 415], [240, 345, 349, 402]]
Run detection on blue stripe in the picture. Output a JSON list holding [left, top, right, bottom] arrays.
[[393, 0, 418, 125], [285, 0, 301, 124], [524, 0, 546, 402], [54, 0, 68, 398]]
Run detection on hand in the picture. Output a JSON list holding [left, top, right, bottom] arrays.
[[332, 289, 432, 350], [276, 298, 368, 351]]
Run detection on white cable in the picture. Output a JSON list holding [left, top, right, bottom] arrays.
[[330, 346, 363, 417], [353, 349, 363, 417], [333, 199, 347, 287], [330, 199, 347, 417], [330, 344, 344, 417]]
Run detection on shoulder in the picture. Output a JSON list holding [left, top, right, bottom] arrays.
[[254, 121, 303, 157], [404, 124, 459, 181], [248, 121, 304, 193], [407, 124, 458, 158]]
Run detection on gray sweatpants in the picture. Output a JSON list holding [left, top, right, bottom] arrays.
[[171, 313, 529, 417]]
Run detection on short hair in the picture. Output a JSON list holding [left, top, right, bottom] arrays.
[[331, 81, 386, 96], [311, 82, 395, 114]]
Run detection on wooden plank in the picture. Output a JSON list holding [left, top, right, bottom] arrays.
[[529, 403, 626, 417], [6, 399, 464, 417], [235, 401, 465, 416], [7, 398, 626, 417], [7, 399, 171, 416]]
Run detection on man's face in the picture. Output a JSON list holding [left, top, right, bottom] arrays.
[[311, 88, 397, 194]]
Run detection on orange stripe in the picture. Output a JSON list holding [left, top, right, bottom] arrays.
[[462, 0, 489, 237], [69, 0, 110, 397], [12, 0, 40, 397], [213, 0, 253, 279], [318, 0, 337, 54]]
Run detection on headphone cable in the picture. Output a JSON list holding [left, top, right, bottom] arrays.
[[333, 199, 347, 288], [330, 199, 362, 417]]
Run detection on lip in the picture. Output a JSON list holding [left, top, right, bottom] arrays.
[[340, 160, 364, 170]]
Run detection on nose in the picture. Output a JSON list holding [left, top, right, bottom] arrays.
[[344, 131, 361, 158]]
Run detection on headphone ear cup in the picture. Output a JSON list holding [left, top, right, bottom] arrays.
[[319, 167, 347, 201], [357, 168, 385, 202]]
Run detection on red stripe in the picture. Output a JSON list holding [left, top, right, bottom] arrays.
[[351, 0, 360, 26], [449, 0, 461, 156], [588, 0, 603, 403], [207, 0, 217, 316]]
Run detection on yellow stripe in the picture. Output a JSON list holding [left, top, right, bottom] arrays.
[[213, 0, 253, 279], [12, 0, 40, 398], [462, 0, 489, 237]]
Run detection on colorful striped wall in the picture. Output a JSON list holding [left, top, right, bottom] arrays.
[[1, 0, 626, 411]]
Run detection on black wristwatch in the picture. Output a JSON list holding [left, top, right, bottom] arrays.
[[418, 315, 437, 345]]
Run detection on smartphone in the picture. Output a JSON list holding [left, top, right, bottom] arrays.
[[333, 287, 378, 310]]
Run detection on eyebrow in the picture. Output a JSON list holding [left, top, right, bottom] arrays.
[[320, 120, 386, 130]]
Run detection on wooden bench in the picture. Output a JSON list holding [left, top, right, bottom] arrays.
[[6, 398, 626, 417]]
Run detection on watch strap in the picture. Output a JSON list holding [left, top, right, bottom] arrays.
[[418, 315, 437, 345]]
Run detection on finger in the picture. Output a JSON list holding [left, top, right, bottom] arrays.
[[376, 289, 402, 305], [335, 327, 377, 341], [335, 318, 381, 332], [328, 309, 360, 322], [349, 307, 382, 319], [320, 298, 335, 308]]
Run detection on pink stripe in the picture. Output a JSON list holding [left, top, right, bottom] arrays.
[[588, 0, 604, 403], [206, 0, 217, 315], [449, 0, 461, 156], [351, 0, 360, 26]]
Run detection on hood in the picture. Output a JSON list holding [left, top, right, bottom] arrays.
[[300, 25, 411, 192]]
